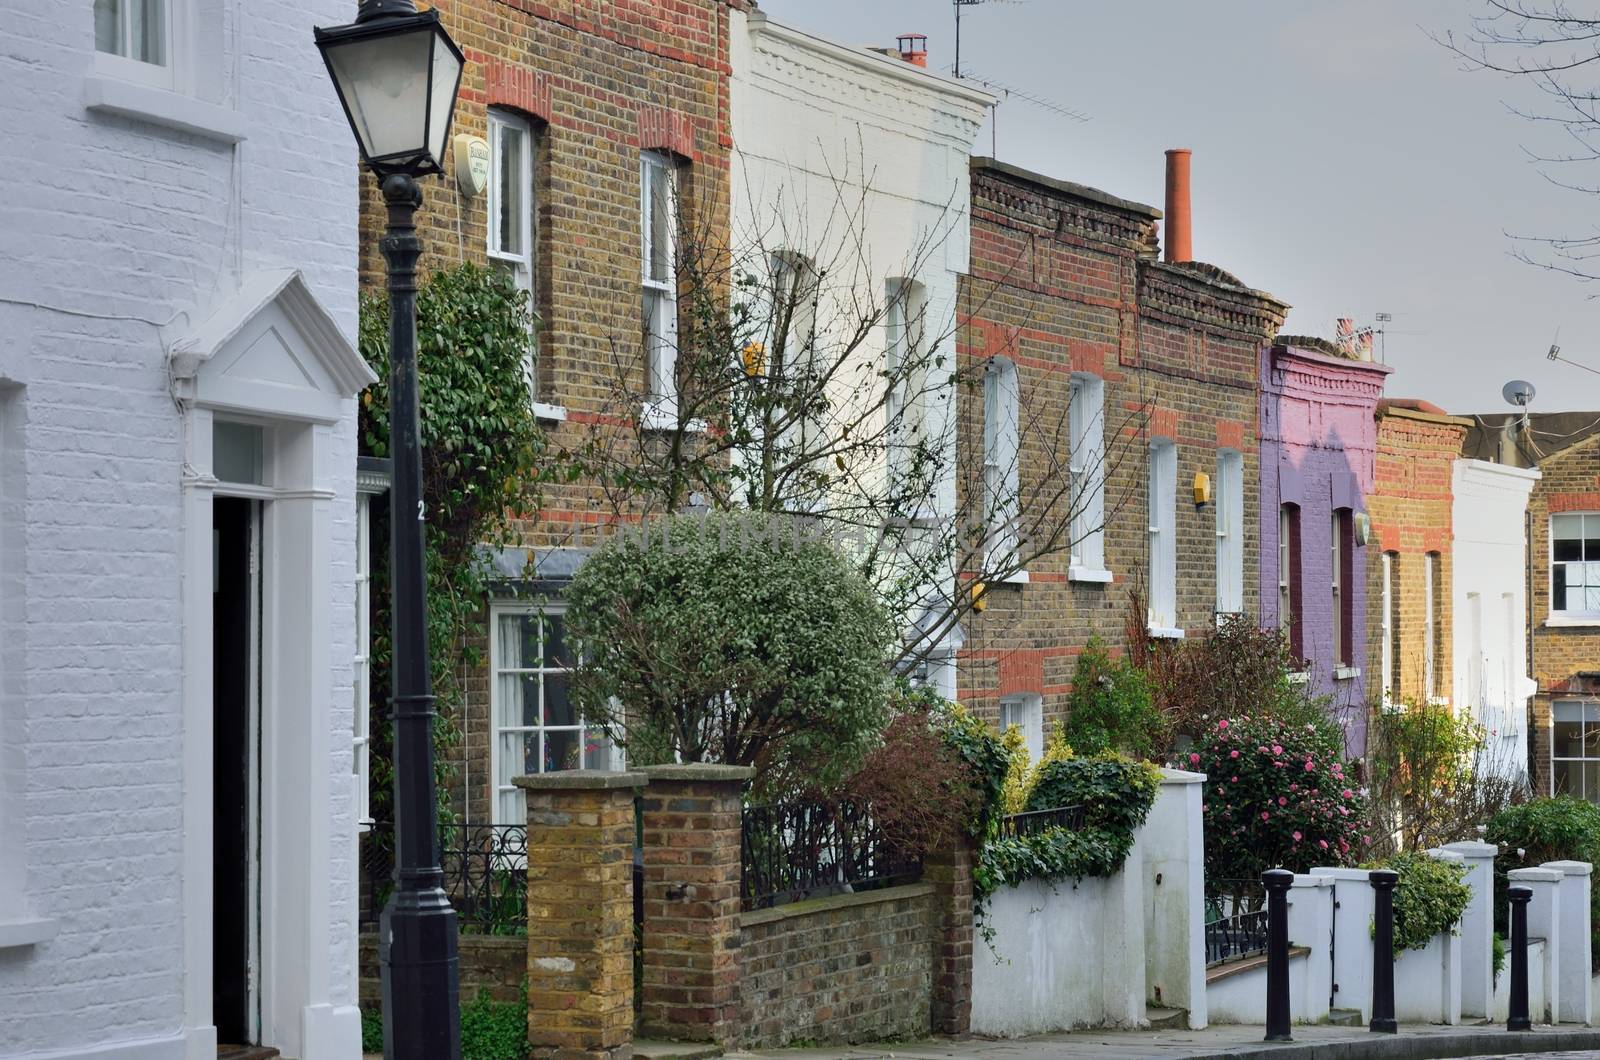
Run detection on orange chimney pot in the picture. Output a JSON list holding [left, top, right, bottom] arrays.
[[896, 33, 928, 68], [1164, 148, 1192, 264]]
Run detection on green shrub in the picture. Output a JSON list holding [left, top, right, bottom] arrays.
[[1377, 851, 1472, 956], [1366, 699, 1487, 853], [1061, 638, 1164, 759], [1191, 715, 1368, 881], [1486, 796, 1600, 969], [566, 511, 894, 798], [1025, 754, 1162, 835], [926, 693, 1010, 841], [1493, 932, 1507, 983], [460, 986, 529, 1060], [360, 1003, 382, 1054]]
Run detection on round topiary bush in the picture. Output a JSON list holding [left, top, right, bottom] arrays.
[[565, 511, 894, 796]]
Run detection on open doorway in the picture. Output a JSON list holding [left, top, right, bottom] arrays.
[[213, 496, 261, 1049]]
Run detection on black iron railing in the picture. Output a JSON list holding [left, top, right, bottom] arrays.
[[360, 821, 528, 935], [740, 798, 922, 912], [998, 804, 1086, 839], [1206, 906, 1270, 965]]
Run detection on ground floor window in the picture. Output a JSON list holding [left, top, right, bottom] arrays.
[[491, 604, 612, 823], [1552, 699, 1600, 803]]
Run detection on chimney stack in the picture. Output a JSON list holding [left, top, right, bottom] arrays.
[[896, 33, 928, 68], [1163, 148, 1192, 264]]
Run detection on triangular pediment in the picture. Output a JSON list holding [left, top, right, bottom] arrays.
[[169, 269, 377, 423]]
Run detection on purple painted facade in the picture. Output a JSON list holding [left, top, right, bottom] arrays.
[[1258, 342, 1391, 754]]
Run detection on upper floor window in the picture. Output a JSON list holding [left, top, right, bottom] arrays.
[[1280, 504, 1303, 659], [1214, 449, 1243, 615], [1424, 551, 1442, 699], [1381, 551, 1400, 702], [982, 356, 1020, 573], [488, 109, 539, 402], [885, 278, 928, 495], [1147, 438, 1178, 634], [1552, 513, 1600, 619], [641, 152, 681, 419], [1068, 375, 1106, 576], [95, 0, 167, 68], [1331, 509, 1354, 670]]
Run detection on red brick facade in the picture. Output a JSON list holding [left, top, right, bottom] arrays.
[[955, 158, 1286, 733], [1365, 404, 1471, 707]]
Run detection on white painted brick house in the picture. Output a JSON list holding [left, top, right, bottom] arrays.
[[0, 0, 370, 1057], [728, 13, 991, 698]]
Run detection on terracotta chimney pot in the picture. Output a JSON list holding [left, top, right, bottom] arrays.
[[897, 33, 928, 68], [1164, 148, 1192, 264]]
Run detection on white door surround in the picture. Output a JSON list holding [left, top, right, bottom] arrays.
[[170, 270, 376, 1060]]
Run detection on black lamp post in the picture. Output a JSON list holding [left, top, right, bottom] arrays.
[[314, 4, 464, 1058]]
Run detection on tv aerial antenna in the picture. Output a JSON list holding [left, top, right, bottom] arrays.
[[953, 0, 1088, 154], [1547, 327, 1600, 378]]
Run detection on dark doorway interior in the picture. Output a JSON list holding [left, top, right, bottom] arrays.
[[213, 497, 256, 1046]]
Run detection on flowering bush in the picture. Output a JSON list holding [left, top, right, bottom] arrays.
[[1189, 715, 1369, 881]]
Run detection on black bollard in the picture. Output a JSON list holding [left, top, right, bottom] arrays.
[[1507, 885, 1532, 1032], [1369, 869, 1399, 1034], [1263, 868, 1295, 1042]]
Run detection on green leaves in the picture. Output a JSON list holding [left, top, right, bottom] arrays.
[[1060, 638, 1164, 759], [1373, 852, 1471, 956], [1487, 796, 1600, 968]]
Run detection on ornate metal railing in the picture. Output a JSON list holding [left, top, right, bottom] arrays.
[[359, 821, 528, 935], [740, 798, 922, 912], [1206, 906, 1270, 965], [998, 804, 1086, 839]]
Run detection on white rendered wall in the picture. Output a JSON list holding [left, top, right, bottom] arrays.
[[0, 0, 360, 1056], [729, 12, 990, 639], [1452, 460, 1539, 778]]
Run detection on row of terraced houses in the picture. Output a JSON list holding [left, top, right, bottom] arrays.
[[1, 0, 1597, 1057]]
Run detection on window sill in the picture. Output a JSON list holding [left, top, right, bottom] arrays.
[[1148, 625, 1185, 640], [84, 75, 248, 144], [532, 402, 568, 424], [1333, 666, 1361, 681], [0, 916, 59, 949], [1287, 671, 1311, 686], [997, 569, 1030, 586], [639, 400, 706, 434], [1068, 566, 1114, 584], [1545, 615, 1600, 629]]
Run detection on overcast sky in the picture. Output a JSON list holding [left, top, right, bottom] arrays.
[[763, 0, 1600, 414]]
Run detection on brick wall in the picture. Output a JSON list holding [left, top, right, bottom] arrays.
[[955, 158, 1286, 734], [1527, 433, 1600, 794], [357, 1, 742, 823], [1365, 405, 1471, 708], [359, 932, 526, 1005], [736, 885, 938, 1049]]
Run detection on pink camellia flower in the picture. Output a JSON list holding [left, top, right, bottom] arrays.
[[1262, 811, 1271, 821], [1339, 806, 1349, 817], [1292, 831, 1303, 841], [1290, 783, 1299, 792], [1305, 760, 1315, 772], [1259, 746, 1270, 754], [1318, 840, 1329, 849], [1231, 776, 1239, 783], [1277, 796, 1288, 807], [1272, 744, 1284, 756], [1190, 753, 1201, 765], [1218, 719, 1229, 730], [1230, 749, 1240, 759], [1362, 835, 1373, 845], [1341, 789, 1353, 799]]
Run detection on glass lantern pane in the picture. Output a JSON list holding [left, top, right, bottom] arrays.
[[428, 31, 463, 168], [325, 29, 433, 162]]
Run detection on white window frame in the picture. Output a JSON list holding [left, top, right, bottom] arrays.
[[999, 692, 1044, 763], [1147, 438, 1179, 636], [486, 108, 556, 419], [93, 0, 174, 89], [982, 357, 1021, 578], [1552, 699, 1600, 802], [353, 492, 373, 829], [1331, 510, 1349, 670], [641, 152, 680, 427], [1380, 551, 1396, 703], [1279, 505, 1294, 639], [1214, 448, 1243, 615], [1068, 375, 1109, 582], [885, 278, 929, 504], [489, 603, 610, 825], [1550, 512, 1600, 622]]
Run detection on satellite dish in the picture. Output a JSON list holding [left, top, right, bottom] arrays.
[[1502, 380, 1536, 408]]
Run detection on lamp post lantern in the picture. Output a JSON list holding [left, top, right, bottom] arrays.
[[314, 3, 464, 1058]]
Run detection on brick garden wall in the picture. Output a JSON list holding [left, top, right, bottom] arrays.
[[736, 885, 939, 1050], [358, 932, 526, 1006], [956, 158, 1286, 733], [1527, 432, 1600, 794]]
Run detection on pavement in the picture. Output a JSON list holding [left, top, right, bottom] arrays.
[[712, 1023, 1600, 1060]]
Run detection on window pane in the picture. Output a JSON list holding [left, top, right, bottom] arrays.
[[545, 729, 582, 772], [496, 123, 525, 256], [543, 674, 575, 727], [496, 672, 539, 727], [1556, 718, 1585, 757], [213, 421, 264, 485], [95, 0, 119, 53], [499, 732, 536, 783], [498, 613, 538, 671], [646, 164, 672, 284], [133, 0, 164, 64], [1556, 759, 1584, 799], [1555, 563, 1569, 611], [543, 613, 571, 668], [584, 735, 613, 770]]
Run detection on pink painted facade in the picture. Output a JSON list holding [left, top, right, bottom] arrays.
[[1258, 342, 1391, 753]]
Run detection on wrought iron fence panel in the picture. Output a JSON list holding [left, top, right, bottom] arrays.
[[358, 821, 528, 935], [1205, 906, 1270, 965], [997, 804, 1086, 839], [740, 798, 921, 911]]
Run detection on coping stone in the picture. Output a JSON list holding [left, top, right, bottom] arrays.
[[513, 770, 646, 791], [637, 764, 757, 783]]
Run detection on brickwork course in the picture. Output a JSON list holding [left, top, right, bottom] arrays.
[[351, 0, 747, 823], [1365, 403, 1472, 709], [1526, 432, 1600, 795], [955, 157, 1287, 734]]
